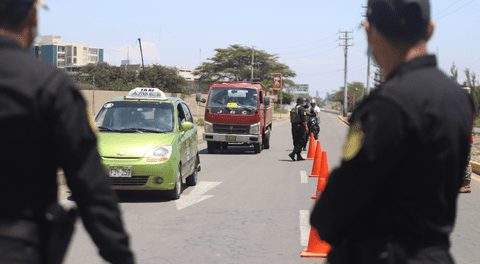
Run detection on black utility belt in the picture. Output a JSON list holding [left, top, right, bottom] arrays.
[[0, 217, 42, 245]]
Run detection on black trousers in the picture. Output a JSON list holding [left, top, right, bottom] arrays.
[[291, 123, 306, 154]]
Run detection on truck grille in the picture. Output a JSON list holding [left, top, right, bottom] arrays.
[[109, 176, 149, 186], [214, 124, 250, 134]]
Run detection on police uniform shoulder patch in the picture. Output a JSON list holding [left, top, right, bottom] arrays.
[[342, 120, 365, 161]]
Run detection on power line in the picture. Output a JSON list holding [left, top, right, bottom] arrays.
[[262, 33, 338, 50], [435, 0, 476, 21], [278, 40, 338, 55], [433, 0, 463, 18], [281, 46, 340, 61]]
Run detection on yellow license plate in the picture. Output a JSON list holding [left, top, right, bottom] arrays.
[[226, 135, 236, 141]]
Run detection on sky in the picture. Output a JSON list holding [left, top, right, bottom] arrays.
[[38, 0, 480, 98]]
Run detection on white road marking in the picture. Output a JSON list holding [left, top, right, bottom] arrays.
[[175, 181, 221, 210], [301, 170, 308, 184], [300, 210, 310, 246]]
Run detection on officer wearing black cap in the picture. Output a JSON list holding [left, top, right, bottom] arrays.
[[310, 1, 474, 263], [0, 1, 134, 263], [289, 97, 309, 161]]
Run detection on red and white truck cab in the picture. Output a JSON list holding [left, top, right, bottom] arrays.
[[201, 81, 273, 154]]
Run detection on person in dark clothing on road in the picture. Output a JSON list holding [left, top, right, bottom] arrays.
[[310, 1, 474, 263], [289, 97, 309, 161], [0, 1, 135, 263]]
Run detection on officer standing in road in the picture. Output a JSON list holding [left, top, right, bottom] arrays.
[[310, 0, 474, 263], [289, 97, 309, 161], [303, 98, 311, 151], [0, 1, 135, 263]]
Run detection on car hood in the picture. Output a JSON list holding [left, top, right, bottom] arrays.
[[97, 133, 176, 158]]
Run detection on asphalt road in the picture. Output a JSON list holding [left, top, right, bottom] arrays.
[[61, 112, 480, 264]]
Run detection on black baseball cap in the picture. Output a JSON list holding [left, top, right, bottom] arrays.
[[367, 0, 430, 43], [0, 0, 48, 30]]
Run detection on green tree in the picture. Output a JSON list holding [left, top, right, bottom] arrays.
[[332, 82, 366, 111], [138, 65, 188, 94], [272, 91, 293, 105], [193, 45, 296, 92]]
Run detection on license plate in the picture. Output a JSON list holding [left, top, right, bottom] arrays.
[[109, 166, 132, 178], [226, 135, 236, 141]]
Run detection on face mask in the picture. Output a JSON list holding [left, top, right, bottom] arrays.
[[366, 44, 379, 67], [303, 102, 307, 106]]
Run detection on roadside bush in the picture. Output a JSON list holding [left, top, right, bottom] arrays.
[[195, 118, 204, 126]]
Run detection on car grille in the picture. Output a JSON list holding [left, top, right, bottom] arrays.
[[214, 124, 250, 134], [109, 176, 149, 186]]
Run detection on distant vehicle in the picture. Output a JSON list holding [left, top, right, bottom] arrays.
[[199, 81, 274, 154], [94, 88, 200, 199]]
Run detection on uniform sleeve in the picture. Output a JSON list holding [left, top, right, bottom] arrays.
[[42, 73, 135, 264], [310, 97, 409, 245]]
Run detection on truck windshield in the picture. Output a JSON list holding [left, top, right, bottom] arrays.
[[95, 101, 174, 133], [207, 87, 258, 114]]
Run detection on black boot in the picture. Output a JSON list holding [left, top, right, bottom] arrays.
[[288, 152, 296, 161], [296, 153, 305, 161]]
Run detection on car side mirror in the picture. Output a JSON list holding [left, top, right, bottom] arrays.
[[181, 121, 194, 132]]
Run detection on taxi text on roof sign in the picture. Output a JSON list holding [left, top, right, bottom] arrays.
[[126, 88, 167, 100]]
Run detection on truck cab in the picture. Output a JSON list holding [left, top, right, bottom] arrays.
[[202, 81, 273, 154]]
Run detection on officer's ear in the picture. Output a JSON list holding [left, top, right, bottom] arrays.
[[425, 21, 435, 42]]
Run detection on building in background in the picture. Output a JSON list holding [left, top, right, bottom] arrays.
[[175, 66, 199, 81], [30, 35, 103, 72]]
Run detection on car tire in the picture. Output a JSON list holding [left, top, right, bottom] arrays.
[[207, 141, 215, 154], [186, 157, 198, 186], [254, 142, 262, 154], [167, 164, 182, 200]]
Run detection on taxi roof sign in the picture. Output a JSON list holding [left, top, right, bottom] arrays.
[[125, 88, 167, 100]]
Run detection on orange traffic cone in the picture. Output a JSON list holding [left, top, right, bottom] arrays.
[[306, 133, 316, 160], [309, 141, 322, 177], [311, 177, 327, 200], [300, 225, 331, 257], [319, 151, 330, 179]]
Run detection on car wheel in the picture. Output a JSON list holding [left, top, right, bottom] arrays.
[[207, 141, 215, 154], [186, 157, 198, 186], [221, 142, 228, 149], [254, 142, 262, 154], [167, 164, 182, 200]]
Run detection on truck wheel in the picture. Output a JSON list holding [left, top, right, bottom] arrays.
[[254, 143, 262, 154], [207, 141, 215, 154], [186, 156, 198, 186], [263, 133, 270, 149], [221, 142, 228, 149]]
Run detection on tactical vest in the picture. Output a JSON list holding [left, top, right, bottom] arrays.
[[290, 106, 301, 123]]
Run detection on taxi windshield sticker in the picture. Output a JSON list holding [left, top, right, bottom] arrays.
[[227, 102, 238, 108], [342, 120, 365, 161], [104, 103, 114, 108]]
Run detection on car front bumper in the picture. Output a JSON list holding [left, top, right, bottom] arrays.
[[203, 132, 262, 144]]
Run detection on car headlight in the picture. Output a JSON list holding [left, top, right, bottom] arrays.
[[146, 146, 172, 163], [250, 122, 261, 134], [205, 121, 213, 133]]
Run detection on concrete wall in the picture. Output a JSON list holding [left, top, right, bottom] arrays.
[[80, 90, 208, 120]]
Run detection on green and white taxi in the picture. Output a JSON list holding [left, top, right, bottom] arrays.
[[94, 88, 200, 199]]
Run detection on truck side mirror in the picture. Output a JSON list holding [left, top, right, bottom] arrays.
[[201, 98, 206, 103], [264, 97, 270, 106], [196, 93, 201, 102]]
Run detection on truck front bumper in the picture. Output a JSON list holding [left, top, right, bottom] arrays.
[[203, 132, 262, 144]]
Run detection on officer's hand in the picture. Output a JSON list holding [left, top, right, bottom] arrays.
[[306, 128, 309, 134]]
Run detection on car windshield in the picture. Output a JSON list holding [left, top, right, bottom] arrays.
[[207, 87, 258, 114], [95, 101, 174, 133]]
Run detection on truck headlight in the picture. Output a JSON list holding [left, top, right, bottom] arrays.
[[250, 122, 261, 134], [146, 146, 172, 163], [205, 121, 213, 133]]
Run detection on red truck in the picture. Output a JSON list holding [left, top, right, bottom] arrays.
[[200, 81, 273, 154]]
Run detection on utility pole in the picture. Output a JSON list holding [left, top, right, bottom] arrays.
[[339, 30, 353, 117], [251, 46, 255, 81], [138, 38, 144, 69]]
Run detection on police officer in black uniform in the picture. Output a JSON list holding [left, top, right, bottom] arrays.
[[0, 1, 134, 263], [310, 0, 474, 263], [289, 97, 309, 161]]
